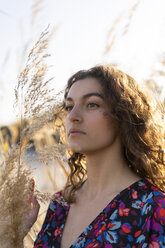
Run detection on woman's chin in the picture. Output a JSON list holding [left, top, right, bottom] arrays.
[[69, 143, 85, 153]]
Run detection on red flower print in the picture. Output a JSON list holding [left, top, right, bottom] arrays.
[[119, 207, 130, 216], [160, 208, 165, 217], [111, 202, 116, 208], [149, 241, 160, 248], [121, 223, 131, 233], [135, 230, 141, 237], [108, 222, 115, 229], [86, 240, 102, 248], [94, 224, 99, 229], [95, 223, 106, 237], [132, 190, 138, 199], [54, 227, 62, 237]]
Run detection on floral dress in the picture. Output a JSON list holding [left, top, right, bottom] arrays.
[[34, 179, 165, 247]]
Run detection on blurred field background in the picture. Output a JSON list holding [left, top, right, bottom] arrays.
[[0, 0, 165, 247]]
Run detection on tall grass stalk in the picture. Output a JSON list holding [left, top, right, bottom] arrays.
[[0, 27, 66, 248]]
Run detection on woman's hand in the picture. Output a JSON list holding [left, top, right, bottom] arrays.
[[23, 179, 40, 237]]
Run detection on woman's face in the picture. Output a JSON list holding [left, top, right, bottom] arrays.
[[65, 78, 119, 154]]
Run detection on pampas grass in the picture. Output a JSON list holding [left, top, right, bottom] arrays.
[[0, 26, 67, 247], [0, 146, 32, 248]]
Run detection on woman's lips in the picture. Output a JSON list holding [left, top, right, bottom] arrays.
[[68, 128, 86, 137]]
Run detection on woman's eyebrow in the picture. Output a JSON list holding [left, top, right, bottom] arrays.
[[65, 92, 104, 102]]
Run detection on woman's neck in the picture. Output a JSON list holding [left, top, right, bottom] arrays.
[[83, 138, 140, 200]]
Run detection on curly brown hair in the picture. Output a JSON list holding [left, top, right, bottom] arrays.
[[62, 65, 165, 203]]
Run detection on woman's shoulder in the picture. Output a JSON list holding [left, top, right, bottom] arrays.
[[133, 179, 165, 207], [139, 179, 165, 195], [48, 190, 69, 212], [138, 180, 165, 230]]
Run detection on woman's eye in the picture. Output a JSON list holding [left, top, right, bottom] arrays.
[[87, 102, 99, 109], [65, 105, 73, 112]]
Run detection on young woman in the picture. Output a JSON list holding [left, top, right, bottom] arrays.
[[27, 65, 165, 247]]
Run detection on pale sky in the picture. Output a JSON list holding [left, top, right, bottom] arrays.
[[0, 0, 165, 125]]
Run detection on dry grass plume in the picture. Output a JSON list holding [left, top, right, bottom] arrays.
[[0, 27, 67, 248]]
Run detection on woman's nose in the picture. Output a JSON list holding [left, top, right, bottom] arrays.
[[68, 107, 82, 123]]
